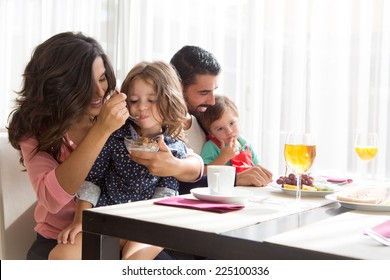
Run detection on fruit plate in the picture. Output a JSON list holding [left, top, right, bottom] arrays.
[[272, 184, 335, 197]]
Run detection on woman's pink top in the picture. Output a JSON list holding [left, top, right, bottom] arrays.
[[20, 137, 76, 240]]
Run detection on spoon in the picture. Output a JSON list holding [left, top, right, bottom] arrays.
[[105, 89, 138, 122]]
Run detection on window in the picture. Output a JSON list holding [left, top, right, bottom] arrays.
[[2, 0, 389, 179]]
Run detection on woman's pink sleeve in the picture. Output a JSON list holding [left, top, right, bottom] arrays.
[[20, 137, 74, 214]]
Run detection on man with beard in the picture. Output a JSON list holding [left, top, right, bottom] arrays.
[[130, 46, 272, 190], [171, 46, 272, 188], [170, 45, 220, 155]]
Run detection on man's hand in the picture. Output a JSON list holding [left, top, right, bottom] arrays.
[[129, 135, 179, 177], [236, 165, 273, 187]]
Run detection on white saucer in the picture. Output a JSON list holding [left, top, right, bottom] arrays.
[[190, 187, 252, 204]]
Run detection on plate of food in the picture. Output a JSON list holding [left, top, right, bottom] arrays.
[[274, 173, 335, 197], [325, 187, 390, 211], [190, 187, 252, 204], [274, 184, 335, 197]]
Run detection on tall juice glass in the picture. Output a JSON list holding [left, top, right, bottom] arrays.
[[354, 133, 378, 182], [284, 133, 316, 207]]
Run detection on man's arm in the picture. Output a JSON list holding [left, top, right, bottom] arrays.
[[129, 136, 203, 182]]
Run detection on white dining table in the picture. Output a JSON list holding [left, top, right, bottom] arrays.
[[81, 185, 388, 260], [264, 210, 390, 260]]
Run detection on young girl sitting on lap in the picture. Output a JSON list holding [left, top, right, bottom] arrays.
[[50, 61, 189, 260]]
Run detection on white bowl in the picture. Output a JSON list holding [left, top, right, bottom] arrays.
[[124, 136, 159, 152]]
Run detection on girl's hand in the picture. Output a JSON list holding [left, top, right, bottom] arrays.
[[57, 221, 82, 245]]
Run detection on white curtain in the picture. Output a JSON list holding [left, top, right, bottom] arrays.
[[0, 0, 108, 130], [2, 0, 390, 180]]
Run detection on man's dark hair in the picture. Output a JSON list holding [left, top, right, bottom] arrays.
[[170, 46, 221, 91]]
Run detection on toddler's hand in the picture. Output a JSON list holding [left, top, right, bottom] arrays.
[[219, 139, 239, 160]]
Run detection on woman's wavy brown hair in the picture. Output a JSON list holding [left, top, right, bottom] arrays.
[[120, 61, 188, 140], [7, 32, 116, 165]]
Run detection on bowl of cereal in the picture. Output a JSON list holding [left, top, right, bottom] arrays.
[[124, 136, 159, 152]]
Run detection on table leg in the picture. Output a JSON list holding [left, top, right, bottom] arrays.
[[82, 231, 120, 260]]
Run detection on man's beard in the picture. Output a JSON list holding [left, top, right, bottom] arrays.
[[190, 106, 210, 119], [183, 94, 210, 116], [191, 109, 202, 119]]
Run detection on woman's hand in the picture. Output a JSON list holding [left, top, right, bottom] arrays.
[[96, 92, 129, 134], [236, 164, 273, 187]]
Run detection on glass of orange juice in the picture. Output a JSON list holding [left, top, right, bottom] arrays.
[[284, 133, 316, 207], [354, 133, 378, 181]]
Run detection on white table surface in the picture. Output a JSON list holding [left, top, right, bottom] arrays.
[[85, 184, 389, 259], [265, 210, 390, 260], [88, 185, 334, 234]]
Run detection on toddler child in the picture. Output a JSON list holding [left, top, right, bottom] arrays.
[[198, 94, 261, 173]]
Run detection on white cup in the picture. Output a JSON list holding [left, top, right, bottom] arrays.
[[207, 165, 236, 195]]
